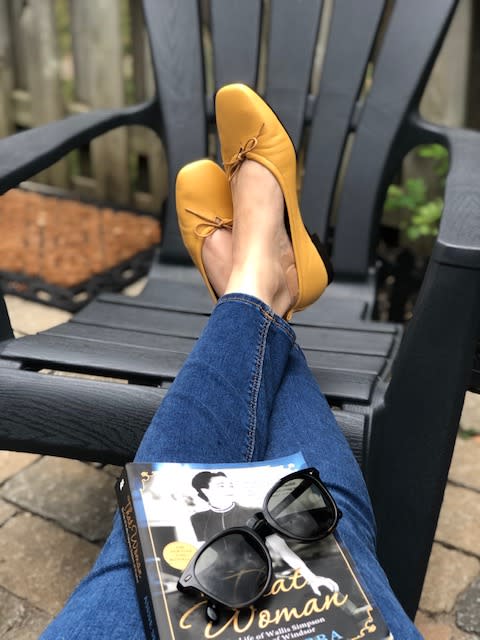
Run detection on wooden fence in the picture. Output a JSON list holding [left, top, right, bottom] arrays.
[[0, 0, 166, 213], [0, 0, 475, 215]]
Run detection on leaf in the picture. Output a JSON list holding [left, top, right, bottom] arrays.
[[404, 178, 427, 204], [407, 226, 420, 240], [417, 144, 447, 160], [417, 144, 449, 177]]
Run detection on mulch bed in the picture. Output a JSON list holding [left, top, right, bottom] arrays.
[[0, 188, 161, 311]]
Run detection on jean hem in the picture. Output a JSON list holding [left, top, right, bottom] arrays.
[[216, 293, 296, 344]]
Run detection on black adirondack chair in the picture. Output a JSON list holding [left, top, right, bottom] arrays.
[[1, 0, 479, 619]]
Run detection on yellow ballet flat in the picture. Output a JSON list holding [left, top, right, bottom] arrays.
[[176, 159, 233, 301], [215, 83, 333, 319]]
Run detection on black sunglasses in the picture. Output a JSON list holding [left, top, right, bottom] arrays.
[[177, 467, 342, 622]]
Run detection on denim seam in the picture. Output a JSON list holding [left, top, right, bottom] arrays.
[[245, 313, 271, 462], [217, 295, 295, 344]]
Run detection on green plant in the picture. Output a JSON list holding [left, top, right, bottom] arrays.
[[417, 143, 449, 177], [384, 144, 449, 241]]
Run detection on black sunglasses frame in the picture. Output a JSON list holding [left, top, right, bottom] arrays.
[[177, 467, 342, 615], [254, 467, 342, 542]]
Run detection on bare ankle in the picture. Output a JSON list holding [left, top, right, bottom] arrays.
[[201, 229, 233, 298], [225, 261, 295, 317], [226, 161, 298, 317]]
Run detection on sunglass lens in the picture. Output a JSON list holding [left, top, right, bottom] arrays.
[[267, 477, 335, 539], [194, 532, 269, 607]]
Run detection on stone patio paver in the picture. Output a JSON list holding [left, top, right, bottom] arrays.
[[1, 456, 118, 542], [0, 451, 40, 484], [456, 577, 480, 635], [103, 464, 123, 478], [0, 512, 99, 615], [0, 587, 51, 640], [435, 484, 480, 557], [449, 436, 480, 491], [460, 391, 480, 434], [419, 543, 480, 613], [0, 498, 16, 526], [415, 611, 475, 640], [4, 294, 72, 336]]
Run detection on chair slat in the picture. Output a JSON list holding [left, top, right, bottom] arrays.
[[211, 0, 262, 91], [309, 369, 376, 401], [10, 295, 395, 357], [5, 293, 395, 362], [96, 286, 398, 333], [5, 329, 386, 377], [3, 334, 377, 403], [47, 322, 391, 375], [100, 279, 214, 315], [73, 301, 209, 338], [0, 365, 368, 465], [332, 0, 457, 276], [0, 368, 164, 464], [3, 335, 189, 380], [95, 282, 398, 332], [296, 325, 395, 356], [45, 322, 196, 353], [142, 0, 206, 259], [264, 0, 323, 150], [301, 0, 386, 237], [305, 350, 385, 375]]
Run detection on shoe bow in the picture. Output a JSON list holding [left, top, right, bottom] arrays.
[[186, 209, 233, 239], [224, 124, 264, 181]]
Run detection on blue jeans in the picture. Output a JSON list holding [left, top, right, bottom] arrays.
[[41, 294, 422, 639]]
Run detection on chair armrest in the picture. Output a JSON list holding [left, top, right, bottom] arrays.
[[0, 100, 157, 195], [366, 125, 480, 616], [427, 126, 480, 268], [0, 99, 158, 338]]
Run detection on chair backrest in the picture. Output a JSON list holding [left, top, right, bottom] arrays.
[[142, 0, 458, 275]]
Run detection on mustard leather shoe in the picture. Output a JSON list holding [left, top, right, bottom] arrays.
[[215, 83, 333, 319], [176, 159, 233, 302]]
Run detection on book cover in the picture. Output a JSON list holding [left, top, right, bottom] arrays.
[[116, 453, 393, 640]]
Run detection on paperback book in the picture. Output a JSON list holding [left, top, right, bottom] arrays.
[[116, 452, 393, 639]]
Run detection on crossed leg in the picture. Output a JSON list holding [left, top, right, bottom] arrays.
[[40, 160, 420, 640]]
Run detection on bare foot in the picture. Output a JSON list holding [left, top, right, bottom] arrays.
[[201, 228, 233, 298], [224, 160, 298, 317]]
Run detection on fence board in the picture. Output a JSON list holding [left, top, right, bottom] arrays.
[[20, 0, 68, 187], [69, 0, 130, 205], [0, 0, 473, 223], [10, 89, 31, 129], [0, 0, 179, 213], [129, 0, 166, 213], [8, 0, 28, 90], [130, 0, 155, 102], [0, 0, 14, 137]]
